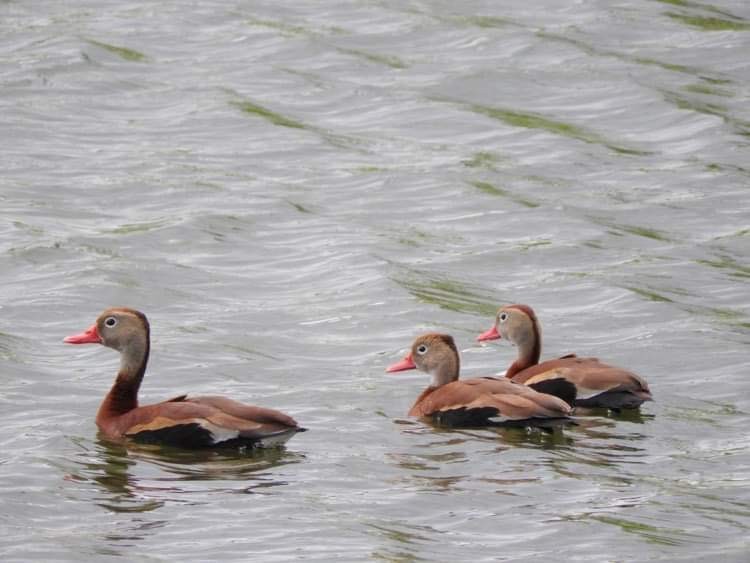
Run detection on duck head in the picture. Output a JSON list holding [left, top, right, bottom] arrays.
[[386, 333, 460, 388]]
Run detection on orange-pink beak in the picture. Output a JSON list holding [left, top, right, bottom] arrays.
[[64, 323, 102, 344], [386, 353, 416, 373], [476, 325, 501, 342]]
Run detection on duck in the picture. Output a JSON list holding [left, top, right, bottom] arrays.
[[386, 333, 575, 427], [477, 304, 653, 410], [64, 307, 305, 449]]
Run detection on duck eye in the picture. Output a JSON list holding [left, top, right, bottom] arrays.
[[499, 312, 508, 322], [416, 344, 428, 355], [104, 317, 117, 328]]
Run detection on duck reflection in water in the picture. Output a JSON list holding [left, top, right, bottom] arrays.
[[66, 436, 302, 516]]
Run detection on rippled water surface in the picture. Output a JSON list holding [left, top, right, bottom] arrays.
[[2, 0, 749, 560]]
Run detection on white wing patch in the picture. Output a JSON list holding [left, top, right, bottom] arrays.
[[575, 386, 605, 399], [258, 431, 295, 448], [205, 422, 240, 444]]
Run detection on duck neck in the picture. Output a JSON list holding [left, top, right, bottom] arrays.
[[97, 335, 150, 419], [429, 351, 460, 388], [506, 327, 541, 378], [410, 351, 460, 416]]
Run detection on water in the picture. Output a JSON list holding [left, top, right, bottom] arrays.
[[1, 0, 749, 560]]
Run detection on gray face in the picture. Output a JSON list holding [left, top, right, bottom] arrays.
[[410, 334, 459, 386], [496, 308, 535, 347], [95, 309, 148, 352]]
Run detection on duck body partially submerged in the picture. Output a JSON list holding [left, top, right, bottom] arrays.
[[65, 308, 305, 449], [477, 304, 652, 410], [387, 333, 575, 427]]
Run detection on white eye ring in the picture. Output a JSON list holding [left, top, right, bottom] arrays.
[[416, 344, 428, 355], [104, 316, 118, 328], [499, 312, 508, 323]]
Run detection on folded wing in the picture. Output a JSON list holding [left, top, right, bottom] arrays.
[[514, 357, 652, 408], [116, 399, 303, 448], [409, 377, 572, 425]]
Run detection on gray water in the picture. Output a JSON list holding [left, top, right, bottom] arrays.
[[2, 0, 749, 560]]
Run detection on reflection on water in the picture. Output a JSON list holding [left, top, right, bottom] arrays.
[[373, 418, 654, 561], [574, 407, 655, 424], [385, 413, 653, 496], [493, 424, 576, 449], [65, 437, 303, 514], [402, 418, 578, 448], [386, 421, 579, 494]]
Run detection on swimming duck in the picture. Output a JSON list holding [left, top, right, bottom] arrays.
[[386, 333, 575, 426], [477, 304, 652, 410], [64, 307, 305, 449]]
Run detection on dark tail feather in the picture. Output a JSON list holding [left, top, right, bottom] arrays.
[[575, 390, 648, 410], [529, 378, 577, 407]]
